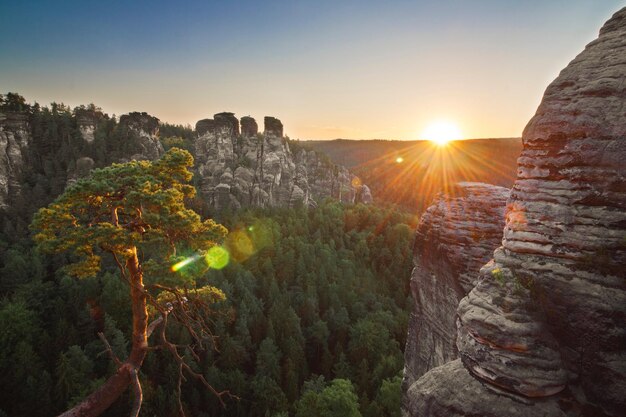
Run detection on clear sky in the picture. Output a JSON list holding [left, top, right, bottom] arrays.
[[1, 0, 623, 140]]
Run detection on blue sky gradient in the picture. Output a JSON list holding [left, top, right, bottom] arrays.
[[1, 0, 624, 139]]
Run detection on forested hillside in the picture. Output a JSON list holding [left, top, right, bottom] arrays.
[[0, 93, 417, 416], [0, 93, 195, 238], [0, 200, 414, 416]]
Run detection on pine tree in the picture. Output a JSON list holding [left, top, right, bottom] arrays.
[[31, 148, 229, 416]]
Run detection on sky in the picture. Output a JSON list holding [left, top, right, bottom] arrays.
[[1, 0, 624, 140]]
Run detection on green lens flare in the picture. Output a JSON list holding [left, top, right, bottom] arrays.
[[171, 255, 198, 272], [205, 246, 230, 270]]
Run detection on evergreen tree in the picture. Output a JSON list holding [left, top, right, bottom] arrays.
[[30, 149, 228, 416]]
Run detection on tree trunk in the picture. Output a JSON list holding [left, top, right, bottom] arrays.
[[58, 247, 148, 417]]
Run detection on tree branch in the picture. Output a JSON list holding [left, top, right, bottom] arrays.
[[98, 332, 122, 367], [158, 313, 237, 414], [146, 316, 163, 338], [129, 368, 143, 417]]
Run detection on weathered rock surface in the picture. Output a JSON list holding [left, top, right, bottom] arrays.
[[264, 116, 283, 137], [0, 104, 368, 221], [405, 360, 573, 417], [75, 108, 104, 143], [404, 7, 626, 417], [195, 114, 370, 210], [240, 116, 258, 137], [0, 111, 30, 209], [119, 112, 163, 161], [457, 261, 567, 398], [402, 182, 508, 392]]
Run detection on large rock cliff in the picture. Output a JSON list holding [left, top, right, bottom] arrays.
[[402, 182, 508, 391], [194, 114, 371, 210], [404, 7, 626, 417]]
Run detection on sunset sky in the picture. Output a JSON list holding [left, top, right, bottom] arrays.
[[1, 0, 623, 140]]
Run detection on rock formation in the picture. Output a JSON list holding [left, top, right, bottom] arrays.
[[404, 7, 626, 417], [264, 116, 283, 137], [75, 107, 104, 143], [402, 182, 508, 392], [0, 100, 369, 223], [241, 116, 258, 137], [194, 114, 370, 210], [119, 112, 163, 161], [0, 111, 30, 209]]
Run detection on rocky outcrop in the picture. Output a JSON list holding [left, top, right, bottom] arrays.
[[195, 114, 370, 210], [264, 116, 283, 137], [404, 7, 626, 417], [241, 116, 258, 137], [402, 182, 508, 392], [75, 108, 104, 143], [456, 261, 568, 398], [214, 112, 240, 136], [119, 112, 163, 161], [0, 111, 30, 209], [0, 101, 368, 219], [405, 359, 573, 417]]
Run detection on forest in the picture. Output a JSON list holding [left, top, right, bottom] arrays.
[[0, 201, 414, 417], [0, 94, 416, 417]]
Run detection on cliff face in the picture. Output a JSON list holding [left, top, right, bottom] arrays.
[[75, 108, 105, 143], [194, 114, 371, 210], [402, 183, 508, 392], [118, 112, 163, 161], [0, 111, 30, 209], [404, 7, 626, 417]]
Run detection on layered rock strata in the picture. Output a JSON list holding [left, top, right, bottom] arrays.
[[402, 182, 508, 391], [404, 7, 626, 417], [194, 114, 370, 210]]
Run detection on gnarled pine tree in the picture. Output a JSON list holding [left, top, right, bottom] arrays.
[[31, 148, 230, 417]]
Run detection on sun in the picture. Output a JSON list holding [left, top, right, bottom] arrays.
[[422, 121, 462, 146]]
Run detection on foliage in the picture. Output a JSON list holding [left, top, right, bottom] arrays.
[[31, 147, 226, 280], [296, 378, 361, 417], [19, 148, 228, 416], [0, 198, 413, 416], [0, 92, 30, 112], [0, 93, 415, 416]]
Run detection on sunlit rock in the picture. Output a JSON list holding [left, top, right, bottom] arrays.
[[404, 7, 626, 417]]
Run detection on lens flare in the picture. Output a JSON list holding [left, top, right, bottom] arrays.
[[205, 246, 230, 270], [396, 157, 404, 163], [171, 255, 200, 272], [351, 177, 363, 188], [228, 229, 256, 262]]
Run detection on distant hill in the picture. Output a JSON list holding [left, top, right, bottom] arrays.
[[304, 138, 522, 212]]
